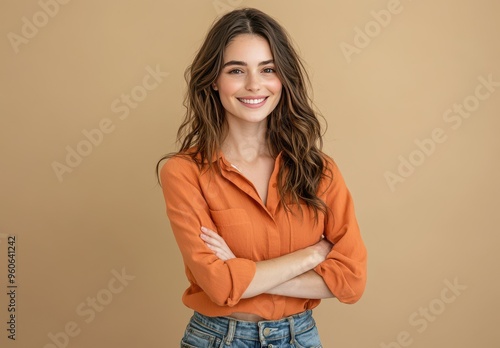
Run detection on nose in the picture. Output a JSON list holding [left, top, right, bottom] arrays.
[[245, 71, 261, 92]]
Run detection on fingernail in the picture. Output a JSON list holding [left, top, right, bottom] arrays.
[[201, 226, 207, 232]]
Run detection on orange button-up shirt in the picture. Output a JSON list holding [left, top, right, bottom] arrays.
[[160, 151, 367, 320]]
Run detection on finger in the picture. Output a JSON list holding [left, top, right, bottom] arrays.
[[203, 237, 225, 252], [214, 249, 227, 259], [205, 243, 229, 261], [201, 226, 219, 237], [201, 227, 224, 241], [200, 227, 235, 258], [200, 231, 223, 246], [205, 242, 216, 250], [203, 238, 232, 258], [205, 243, 223, 256], [202, 233, 230, 250]]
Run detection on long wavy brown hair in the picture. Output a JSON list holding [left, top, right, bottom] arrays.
[[156, 8, 331, 218]]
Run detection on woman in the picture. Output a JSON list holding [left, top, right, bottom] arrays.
[[157, 8, 367, 347]]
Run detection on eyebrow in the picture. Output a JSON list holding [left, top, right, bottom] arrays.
[[222, 59, 274, 68]]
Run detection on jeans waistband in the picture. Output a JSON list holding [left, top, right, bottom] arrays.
[[190, 310, 315, 344]]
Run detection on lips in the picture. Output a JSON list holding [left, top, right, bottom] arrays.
[[238, 97, 266, 104], [237, 96, 268, 107]]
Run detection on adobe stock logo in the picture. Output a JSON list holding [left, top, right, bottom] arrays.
[[212, 0, 243, 16], [384, 74, 499, 192], [339, 0, 412, 63], [380, 277, 467, 348], [51, 64, 169, 182], [42, 268, 135, 348], [7, 0, 72, 54]]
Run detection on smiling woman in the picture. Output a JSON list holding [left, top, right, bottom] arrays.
[[156, 7, 367, 347]]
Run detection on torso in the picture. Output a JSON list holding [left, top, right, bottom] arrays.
[[223, 151, 276, 322]]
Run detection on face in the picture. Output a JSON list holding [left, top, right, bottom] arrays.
[[214, 34, 282, 126]]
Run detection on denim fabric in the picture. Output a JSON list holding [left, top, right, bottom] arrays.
[[180, 310, 323, 348]]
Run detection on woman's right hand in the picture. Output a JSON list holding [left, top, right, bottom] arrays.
[[200, 226, 236, 261]]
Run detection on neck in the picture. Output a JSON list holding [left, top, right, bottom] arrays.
[[221, 118, 270, 163]]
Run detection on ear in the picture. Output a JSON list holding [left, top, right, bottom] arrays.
[[212, 83, 218, 91]]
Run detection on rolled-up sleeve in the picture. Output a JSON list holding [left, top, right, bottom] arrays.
[[314, 158, 367, 304], [160, 157, 256, 307]]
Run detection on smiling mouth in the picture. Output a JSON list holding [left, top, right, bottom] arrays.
[[237, 97, 268, 105]]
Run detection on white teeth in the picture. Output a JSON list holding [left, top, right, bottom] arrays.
[[239, 98, 266, 104]]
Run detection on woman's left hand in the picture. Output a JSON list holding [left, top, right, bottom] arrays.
[[200, 227, 236, 261]]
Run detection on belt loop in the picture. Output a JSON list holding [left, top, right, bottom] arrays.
[[288, 315, 296, 344], [225, 318, 236, 345]]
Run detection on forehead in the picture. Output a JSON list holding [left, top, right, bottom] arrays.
[[223, 34, 273, 62]]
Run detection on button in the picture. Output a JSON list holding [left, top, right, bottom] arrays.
[[268, 345, 274, 348], [263, 327, 272, 336]]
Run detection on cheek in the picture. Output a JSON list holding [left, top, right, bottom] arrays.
[[217, 77, 240, 97], [267, 78, 283, 95], [216, 82, 238, 112]]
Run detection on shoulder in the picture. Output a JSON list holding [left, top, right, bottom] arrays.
[[320, 152, 341, 176], [159, 147, 221, 183], [159, 153, 201, 185], [318, 152, 347, 195], [161, 153, 196, 170]]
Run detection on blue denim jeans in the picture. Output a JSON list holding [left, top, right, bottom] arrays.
[[180, 310, 323, 348]]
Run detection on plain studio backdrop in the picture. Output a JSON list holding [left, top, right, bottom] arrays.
[[1, 0, 499, 347]]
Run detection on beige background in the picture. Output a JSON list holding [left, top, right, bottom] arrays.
[[1, 0, 499, 347]]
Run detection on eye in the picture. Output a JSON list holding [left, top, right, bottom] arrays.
[[263, 67, 276, 73], [228, 68, 244, 74]]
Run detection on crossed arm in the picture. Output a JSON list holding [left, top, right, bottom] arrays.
[[200, 226, 335, 299]]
